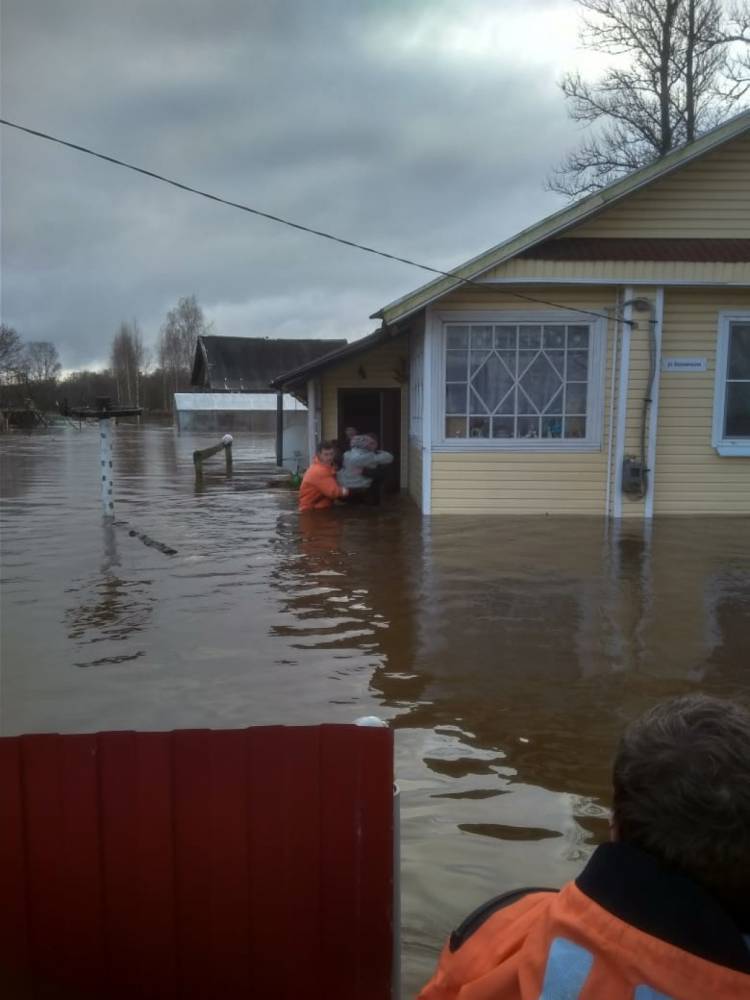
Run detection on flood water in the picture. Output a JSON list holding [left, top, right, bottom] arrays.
[[2, 425, 750, 995]]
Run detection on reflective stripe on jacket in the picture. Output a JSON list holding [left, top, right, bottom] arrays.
[[298, 457, 347, 511], [419, 843, 750, 1000]]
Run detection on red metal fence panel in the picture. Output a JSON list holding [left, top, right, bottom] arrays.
[[0, 724, 394, 999]]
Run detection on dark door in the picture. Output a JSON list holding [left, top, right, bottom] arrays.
[[337, 388, 401, 491]]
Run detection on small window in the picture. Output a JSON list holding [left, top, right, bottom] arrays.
[[713, 313, 750, 457]]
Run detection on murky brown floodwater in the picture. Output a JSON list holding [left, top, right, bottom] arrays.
[[1, 425, 749, 995]]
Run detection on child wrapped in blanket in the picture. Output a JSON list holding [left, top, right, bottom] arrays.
[[336, 433, 393, 504]]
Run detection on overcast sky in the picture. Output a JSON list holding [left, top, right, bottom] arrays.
[[1, 0, 608, 370]]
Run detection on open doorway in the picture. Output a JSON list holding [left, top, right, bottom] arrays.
[[337, 388, 401, 492]]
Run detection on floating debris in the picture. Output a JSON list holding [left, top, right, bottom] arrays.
[[119, 524, 178, 556]]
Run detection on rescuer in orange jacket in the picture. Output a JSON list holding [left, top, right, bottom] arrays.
[[419, 695, 750, 1000], [299, 440, 350, 512]]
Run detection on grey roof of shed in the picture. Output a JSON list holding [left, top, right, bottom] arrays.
[[269, 328, 389, 390], [191, 336, 348, 392]]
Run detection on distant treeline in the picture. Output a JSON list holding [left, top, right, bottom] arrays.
[[0, 295, 211, 417]]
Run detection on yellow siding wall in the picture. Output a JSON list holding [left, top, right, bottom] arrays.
[[572, 131, 750, 239], [319, 336, 409, 486], [654, 288, 750, 514], [429, 286, 618, 515], [431, 451, 609, 514], [484, 257, 750, 285]]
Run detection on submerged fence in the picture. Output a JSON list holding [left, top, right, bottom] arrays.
[[193, 434, 233, 480], [0, 725, 395, 999]]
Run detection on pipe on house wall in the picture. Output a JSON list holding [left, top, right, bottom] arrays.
[[613, 290, 634, 518], [644, 289, 664, 519], [605, 302, 620, 519], [613, 293, 658, 513], [636, 298, 656, 501]]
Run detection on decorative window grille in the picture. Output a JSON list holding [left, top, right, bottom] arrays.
[[443, 322, 592, 441]]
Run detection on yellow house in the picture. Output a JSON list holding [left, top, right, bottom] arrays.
[[273, 110, 750, 517]]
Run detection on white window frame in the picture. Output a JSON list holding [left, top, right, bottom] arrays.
[[432, 310, 607, 452], [712, 311, 750, 457]]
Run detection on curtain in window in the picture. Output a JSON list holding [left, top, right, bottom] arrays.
[[444, 323, 590, 440]]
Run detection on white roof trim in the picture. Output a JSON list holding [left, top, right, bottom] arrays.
[[372, 110, 750, 326]]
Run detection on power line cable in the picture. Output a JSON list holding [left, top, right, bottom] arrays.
[[1, 117, 644, 326]]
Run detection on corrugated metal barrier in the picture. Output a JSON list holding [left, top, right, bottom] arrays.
[[0, 724, 395, 999]]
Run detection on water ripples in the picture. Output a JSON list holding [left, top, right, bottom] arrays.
[[2, 426, 750, 995]]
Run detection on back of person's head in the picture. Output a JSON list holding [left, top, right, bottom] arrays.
[[613, 694, 750, 912]]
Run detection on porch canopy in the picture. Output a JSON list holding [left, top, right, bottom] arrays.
[[269, 328, 390, 402]]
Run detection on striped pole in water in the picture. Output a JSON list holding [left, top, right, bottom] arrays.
[[99, 417, 114, 518]]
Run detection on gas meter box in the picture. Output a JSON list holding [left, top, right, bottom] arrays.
[[622, 456, 645, 496]]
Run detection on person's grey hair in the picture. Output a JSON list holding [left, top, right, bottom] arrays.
[[613, 694, 750, 910]]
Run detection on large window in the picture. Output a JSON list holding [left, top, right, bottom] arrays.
[[713, 313, 750, 456], [442, 320, 599, 445]]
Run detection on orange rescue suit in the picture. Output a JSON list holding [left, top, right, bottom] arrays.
[[419, 844, 750, 1000], [298, 456, 347, 511]]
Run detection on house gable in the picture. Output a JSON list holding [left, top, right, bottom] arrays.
[[569, 130, 750, 240], [374, 111, 750, 326]]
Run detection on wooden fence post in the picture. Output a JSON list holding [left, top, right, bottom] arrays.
[[193, 435, 233, 480]]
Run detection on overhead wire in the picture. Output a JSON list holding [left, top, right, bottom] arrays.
[[1, 117, 652, 327]]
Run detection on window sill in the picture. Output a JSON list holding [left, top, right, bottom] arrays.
[[715, 443, 750, 457], [433, 440, 601, 453]]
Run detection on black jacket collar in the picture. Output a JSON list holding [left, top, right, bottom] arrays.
[[576, 842, 750, 975]]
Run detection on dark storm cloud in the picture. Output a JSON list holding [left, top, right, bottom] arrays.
[[1, 0, 577, 368]]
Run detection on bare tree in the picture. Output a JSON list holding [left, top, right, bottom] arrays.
[[550, 0, 750, 196], [23, 341, 62, 383], [723, 0, 750, 97], [0, 324, 25, 382], [158, 295, 212, 409], [110, 320, 145, 405]]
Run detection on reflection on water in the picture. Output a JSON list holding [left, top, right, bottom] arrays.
[[65, 521, 155, 666], [1, 426, 749, 995]]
